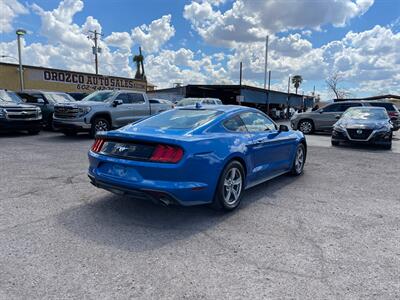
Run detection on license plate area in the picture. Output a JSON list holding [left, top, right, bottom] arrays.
[[97, 162, 141, 182]]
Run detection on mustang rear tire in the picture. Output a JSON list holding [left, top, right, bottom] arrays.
[[212, 161, 245, 211], [290, 144, 306, 175]]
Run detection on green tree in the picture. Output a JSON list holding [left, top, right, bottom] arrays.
[[291, 75, 303, 94]]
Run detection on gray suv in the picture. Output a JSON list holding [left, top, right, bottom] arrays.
[[53, 90, 169, 137], [291, 102, 369, 134]]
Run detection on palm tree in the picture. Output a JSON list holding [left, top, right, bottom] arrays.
[[291, 75, 303, 94], [133, 47, 146, 80]]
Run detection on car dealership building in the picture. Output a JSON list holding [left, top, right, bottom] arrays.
[[148, 84, 315, 110], [0, 62, 151, 93]]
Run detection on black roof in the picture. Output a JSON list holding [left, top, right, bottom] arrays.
[[151, 84, 306, 98]]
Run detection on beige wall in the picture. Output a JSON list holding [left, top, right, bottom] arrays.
[[0, 63, 147, 92]]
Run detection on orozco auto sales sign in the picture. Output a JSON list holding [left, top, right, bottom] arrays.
[[27, 68, 147, 92]]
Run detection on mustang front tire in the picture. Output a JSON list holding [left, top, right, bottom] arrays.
[[290, 144, 306, 175], [212, 161, 245, 211]]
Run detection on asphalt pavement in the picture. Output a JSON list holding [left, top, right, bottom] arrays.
[[0, 131, 399, 299]]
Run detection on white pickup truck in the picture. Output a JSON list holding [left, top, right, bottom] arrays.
[[53, 90, 173, 137]]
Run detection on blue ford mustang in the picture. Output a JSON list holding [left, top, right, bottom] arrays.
[[88, 105, 307, 210]]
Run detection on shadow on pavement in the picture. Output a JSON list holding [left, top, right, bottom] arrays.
[[57, 193, 230, 252], [57, 173, 298, 252], [41, 132, 93, 142], [0, 131, 31, 138], [333, 143, 393, 152]]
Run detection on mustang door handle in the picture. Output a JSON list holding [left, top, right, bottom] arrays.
[[256, 138, 267, 144]]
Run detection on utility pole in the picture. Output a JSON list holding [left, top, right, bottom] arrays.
[[268, 70, 271, 90], [16, 29, 26, 91], [263, 35, 269, 90], [267, 70, 271, 114], [287, 76, 291, 119], [239, 62, 243, 86], [88, 30, 103, 74], [263, 35, 269, 115]]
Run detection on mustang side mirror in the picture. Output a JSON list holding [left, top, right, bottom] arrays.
[[37, 98, 45, 104], [278, 124, 289, 132], [335, 115, 341, 120], [112, 99, 123, 107]]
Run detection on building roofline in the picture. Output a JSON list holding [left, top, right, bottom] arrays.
[[152, 84, 308, 97], [337, 94, 400, 101]]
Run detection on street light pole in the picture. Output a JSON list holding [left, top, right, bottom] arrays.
[[16, 29, 26, 91]]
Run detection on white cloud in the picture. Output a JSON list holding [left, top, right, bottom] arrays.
[[1, 0, 399, 98], [272, 34, 313, 57], [0, 0, 29, 33], [145, 48, 231, 88], [104, 32, 133, 50], [131, 15, 175, 53], [31, 0, 93, 49], [0, 0, 176, 80], [184, 0, 374, 45]]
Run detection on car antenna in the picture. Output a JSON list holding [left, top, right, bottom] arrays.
[[195, 102, 202, 109]]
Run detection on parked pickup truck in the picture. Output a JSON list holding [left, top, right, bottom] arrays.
[[0, 89, 42, 134], [53, 90, 173, 137]]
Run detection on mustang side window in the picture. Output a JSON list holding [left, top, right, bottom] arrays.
[[240, 112, 277, 132], [223, 116, 247, 132]]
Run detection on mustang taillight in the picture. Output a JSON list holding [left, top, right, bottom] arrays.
[[150, 144, 183, 163], [388, 112, 399, 117], [91, 138, 105, 153]]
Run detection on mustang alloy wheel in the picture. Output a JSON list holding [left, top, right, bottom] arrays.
[[212, 161, 245, 211], [223, 167, 243, 205], [291, 144, 306, 175], [298, 120, 314, 134]]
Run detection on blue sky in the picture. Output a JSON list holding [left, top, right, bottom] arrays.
[[1, 0, 399, 99]]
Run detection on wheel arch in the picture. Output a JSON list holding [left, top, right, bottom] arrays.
[[224, 154, 247, 178], [90, 112, 112, 126], [299, 138, 307, 161]]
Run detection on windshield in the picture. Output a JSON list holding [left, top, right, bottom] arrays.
[[137, 109, 222, 129], [176, 99, 198, 106], [0, 90, 22, 103], [176, 98, 220, 106], [342, 108, 389, 120], [45, 93, 75, 103], [82, 91, 113, 102]]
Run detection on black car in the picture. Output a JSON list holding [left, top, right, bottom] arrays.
[[0, 90, 42, 134], [332, 107, 393, 149], [17, 90, 75, 129]]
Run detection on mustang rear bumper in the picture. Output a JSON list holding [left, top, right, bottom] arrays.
[[88, 151, 215, 206]]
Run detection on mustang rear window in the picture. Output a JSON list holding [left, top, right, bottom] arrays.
[[139, 109, 222, 129]]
